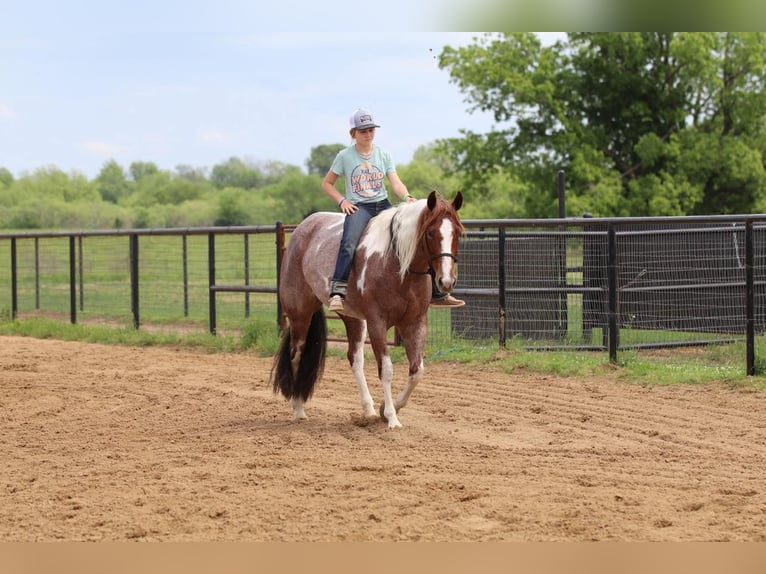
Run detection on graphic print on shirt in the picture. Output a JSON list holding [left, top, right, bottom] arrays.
[[350, 161, 385, 200]]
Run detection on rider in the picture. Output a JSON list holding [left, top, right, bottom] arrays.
[[322, 108, 465, 313]]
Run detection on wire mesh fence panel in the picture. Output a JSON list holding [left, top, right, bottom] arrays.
[[451, 231, 503, 341], [582, 227, 609, 348], [615, 224, 748, 347], [3, 215, 766, 374], [756, 225, 766, 334], [452, 228, 583, 347], [78, 235, 132, 323], [506, 231, 569, 344], [138, 234, 201, 325], [14, 236, 73, 317], [208, 232, 279, 332]]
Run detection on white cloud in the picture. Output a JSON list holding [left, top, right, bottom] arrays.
[[81, 141, 127, 157], [199, 130, 226, 144], [0, 103, 16, 120]]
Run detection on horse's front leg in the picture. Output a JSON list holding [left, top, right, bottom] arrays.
[[393, 318, 427, 412], [368, 322, 401, 429], [342, 317, 375, 417]]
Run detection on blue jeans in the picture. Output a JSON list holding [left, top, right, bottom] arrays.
[[331, 199, 392, 294], [330, 198, 444, 300]]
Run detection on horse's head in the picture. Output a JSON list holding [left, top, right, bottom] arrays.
[[420, 190, 464, 294]]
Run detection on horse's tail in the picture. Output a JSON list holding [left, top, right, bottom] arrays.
[[271, 308, 327, 402]]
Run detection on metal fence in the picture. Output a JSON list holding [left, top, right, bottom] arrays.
[[2, 214, 766, 374]]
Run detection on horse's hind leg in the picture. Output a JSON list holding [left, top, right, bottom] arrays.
[[343, 317, 375, 417], [287, 323, 310, 421], [291, 396, 307, 420], [273, 307, 327, 422]]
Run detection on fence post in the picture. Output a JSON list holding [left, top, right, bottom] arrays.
[[244, 233, 251, 318], [607, 224, 618, 363], [498, 226, 506, 347], [34, 238, 40, 310], [182, 234, 189, 317], [69, 235, 77, 324], [746, 220, 755, 376], [208, 232, 217, 335], [78, 236, 84, 312], [10, 237, 17, 320], [275, 222, 285, 331], [129, 234, 140, 329]]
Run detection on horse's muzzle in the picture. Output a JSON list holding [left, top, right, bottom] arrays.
[[431, 252, 457, 293]]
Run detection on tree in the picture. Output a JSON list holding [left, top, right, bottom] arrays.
[[0, 167, 14, 188], [260, 160, 303, 186], [306, 144, 345, 175], [175, 164, 208, 182], [260, 172, 325, 223], [129, 161, 160, 182], [95, 159, 131, 203], [214, 188, 252, 226], [438, 32, 766, 217], [210, 157, 263, 189]]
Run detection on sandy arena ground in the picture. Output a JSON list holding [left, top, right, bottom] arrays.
[[1, 335, 766, 541]]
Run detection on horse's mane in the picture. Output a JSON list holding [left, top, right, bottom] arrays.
[[364, 197, 463, 281]]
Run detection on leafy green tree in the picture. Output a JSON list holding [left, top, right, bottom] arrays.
[[215, 188, 252, 226], [123, 170, 172, 208], [260, 161, 303, 186], [306, 144, 345, 175], [159, 178, 210, 205], [10, 166, 99, 203], [260, 172, 325, 223], [0, 167, 14, 188], [210, 157, 263, 189], [175, 164, 208, 182], [438, 32, 766, 217], [397, 145, 455, 193], [95, 159, 132, 203], [129, 161, 160, 182]]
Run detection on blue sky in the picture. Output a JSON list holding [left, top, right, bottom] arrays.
[[1, 1, 562, 178]]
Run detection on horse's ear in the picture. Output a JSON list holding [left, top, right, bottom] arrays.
[[452, 191, 463, 212], [427, 190, 437, 210]]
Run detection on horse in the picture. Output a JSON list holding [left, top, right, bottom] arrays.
[[271, 190, 464, 429]]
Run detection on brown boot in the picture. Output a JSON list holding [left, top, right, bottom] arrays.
[[328, 294, 345, 313], [430, 295, 465, 308]]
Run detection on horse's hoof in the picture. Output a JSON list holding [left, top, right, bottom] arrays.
[[380, 403, 404, 420], [362, 404, 376, 418], [380, 405, 402, 428], [379, 403, 394, 420], [387, 417, 403, 429]]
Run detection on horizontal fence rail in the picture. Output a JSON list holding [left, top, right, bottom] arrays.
[[3, 214, 766, 374]]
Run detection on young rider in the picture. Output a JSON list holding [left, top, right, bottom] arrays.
[[322, 108, 465, 313]]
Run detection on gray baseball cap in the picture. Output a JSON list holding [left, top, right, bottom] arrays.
[[349, 108, 380, 130]]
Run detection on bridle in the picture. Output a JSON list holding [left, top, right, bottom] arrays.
[[389, 207, 459, 275], [408, 252, 457, 275]]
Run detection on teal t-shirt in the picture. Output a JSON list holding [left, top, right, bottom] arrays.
[[330, 145, 395, 204]]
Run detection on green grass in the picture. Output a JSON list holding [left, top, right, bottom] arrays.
[[2, 314, 765, 388], [0, 314, 276, 355], [0, 232, 280, 331], [2, 231, 766, 388]]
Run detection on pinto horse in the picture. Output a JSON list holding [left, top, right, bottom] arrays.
[[271, 191, 463, 428]]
